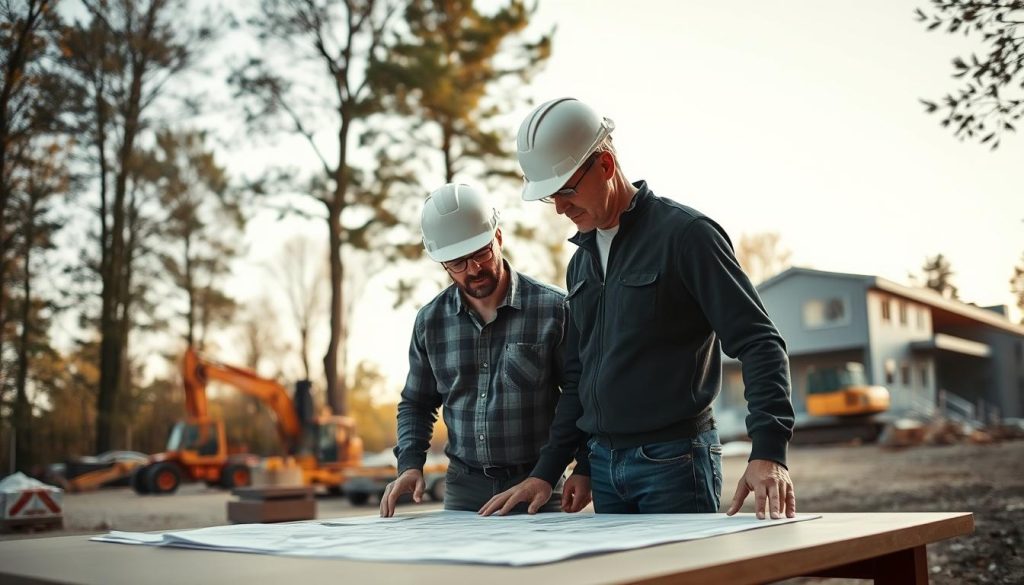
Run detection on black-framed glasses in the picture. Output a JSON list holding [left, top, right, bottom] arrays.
[[442, 241, 495, 273], [540, 153, 598, 204]]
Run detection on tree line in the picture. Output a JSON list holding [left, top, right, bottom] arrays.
[[0, 0, 554, 473]]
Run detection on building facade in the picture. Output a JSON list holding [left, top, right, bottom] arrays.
[[719, 268, 1024, 425]]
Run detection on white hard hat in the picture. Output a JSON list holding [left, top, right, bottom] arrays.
[[516, 97, 615, 201], [421, 183, 499, 262]]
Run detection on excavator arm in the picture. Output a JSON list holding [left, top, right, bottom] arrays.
[[182, 346, 303, 452]]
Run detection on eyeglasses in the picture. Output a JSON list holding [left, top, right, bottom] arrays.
[[442, 241, 495, 273], [540, 153, 598, 204]]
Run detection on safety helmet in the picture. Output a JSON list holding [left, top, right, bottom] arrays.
[[421, 183, 499, 262], [516, 97, 615, 201]]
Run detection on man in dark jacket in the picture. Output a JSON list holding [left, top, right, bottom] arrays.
[[480, 98, 796, 518]]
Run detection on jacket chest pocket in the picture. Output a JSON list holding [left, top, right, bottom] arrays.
[[566, 279, 599, 333], [616, 271, 659, 326]]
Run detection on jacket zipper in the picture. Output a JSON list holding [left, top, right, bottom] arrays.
[[592, 277, 605, 436]]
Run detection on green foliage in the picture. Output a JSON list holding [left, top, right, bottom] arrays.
[[921, 253, 960, 299], [1, 1, 72, 467], [917, 0, 1024, 148], [1011, 252, 1024, 323], [61, 0, 217, 451], [368, 0, 561, 298], [152, 129, 243, 349], [0, 342, 99, 473], [231, 0, 409, 414], [371, 0, 552, 182], [736, 232, 792, 285], [348, 361, 397, 453], [6, 138, 73, 470], [214, 391, 284, 456]]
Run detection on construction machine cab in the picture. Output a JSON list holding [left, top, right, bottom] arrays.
[[806, 362, 891, 417]]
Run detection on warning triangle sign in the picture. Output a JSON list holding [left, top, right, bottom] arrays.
[[5, 489, 62, 519]]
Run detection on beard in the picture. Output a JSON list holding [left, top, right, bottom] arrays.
[[456, 267, 500, 299]]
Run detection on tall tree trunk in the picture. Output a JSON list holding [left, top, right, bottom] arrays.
[[0, 149, 9, 393], [96, 169, 128, 452], [300, 324, 310, 381], [323, 119, 351, 415], [442, 122, 454, 183], [97, 12, 149, 451], [114, 197, 140, 447], [96, 260, 122, 452], [185, 236, 194, 346], [13, 197, 36, 471], [324, 202, 347, 415]]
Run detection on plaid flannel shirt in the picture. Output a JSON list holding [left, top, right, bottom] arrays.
[[395, 266, 587, 477]]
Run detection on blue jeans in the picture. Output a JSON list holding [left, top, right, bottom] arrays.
[[443, 461, 564, 514], [588, 428, 723, 514]]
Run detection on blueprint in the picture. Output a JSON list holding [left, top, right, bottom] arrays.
[[92, 511, 820, 566]]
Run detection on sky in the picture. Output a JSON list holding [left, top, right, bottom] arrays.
[[222, 0, 1023, 396]]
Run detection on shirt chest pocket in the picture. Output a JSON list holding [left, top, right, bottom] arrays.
[[616, 271, 659, 326], [501, 343, 546, 402]]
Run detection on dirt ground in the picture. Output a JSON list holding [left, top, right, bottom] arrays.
[[3, 440, 1022, 584]]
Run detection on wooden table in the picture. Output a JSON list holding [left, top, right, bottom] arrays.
[[0, 512, 973, 585]]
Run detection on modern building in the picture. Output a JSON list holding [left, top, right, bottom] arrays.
[[718, 267, 1024, 427]]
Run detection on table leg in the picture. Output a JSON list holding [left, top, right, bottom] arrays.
[[874, 545, 929, 585], [807, 545, 929, 584]]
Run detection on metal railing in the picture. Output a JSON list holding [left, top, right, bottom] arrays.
[[937, 389, 975, 422]]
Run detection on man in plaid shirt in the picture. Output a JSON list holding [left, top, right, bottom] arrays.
[[380, 183, 591, 517]]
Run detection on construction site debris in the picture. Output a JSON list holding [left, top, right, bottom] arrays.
[[878, 417, 1021, 449]]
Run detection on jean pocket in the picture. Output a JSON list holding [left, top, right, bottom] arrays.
[[638, 439, 693, 463], [446, 464, 464, 483], [709, 444, 723, 498]]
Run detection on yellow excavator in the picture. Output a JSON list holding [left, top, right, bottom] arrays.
[[131, 347, 363, 495], [805, 362, 890, 417]]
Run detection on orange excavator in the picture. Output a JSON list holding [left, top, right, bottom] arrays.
[[806, 362, 890, 417], [131, 347, 363, 495]]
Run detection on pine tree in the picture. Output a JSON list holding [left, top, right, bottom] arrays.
[[62, 0, 213, 451], [921, 253, 960, 300], [1011, 253, 1024, 323]]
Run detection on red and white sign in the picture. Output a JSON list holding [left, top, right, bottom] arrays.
[[3, 488, 63, 520]]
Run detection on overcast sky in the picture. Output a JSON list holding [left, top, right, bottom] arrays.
[[224, 0, 1023, 393]]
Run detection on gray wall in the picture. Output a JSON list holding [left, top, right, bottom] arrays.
[[935, 325, 1024, 418], [759, 273, 870, 356], [866, 290, 935, 414]]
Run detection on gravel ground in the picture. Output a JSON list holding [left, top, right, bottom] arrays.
[[3, 440, 1020, 584], [770, 440, 1023, 585]]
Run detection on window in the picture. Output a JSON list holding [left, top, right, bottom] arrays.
[[898, 302, 908, 326], [901, 363, 911, 387], [881, 298, 891, 322], [917, 308, 926, 330], [804, 297, 850, 329], [920, 365, 929, 388], [885, 359, 896, 385]]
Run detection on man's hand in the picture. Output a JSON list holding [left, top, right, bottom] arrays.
[[478, 477, 552, 516], [560, 473, 592, 513], [380, 469, 424, 518], [726, 459, 796, 519]]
